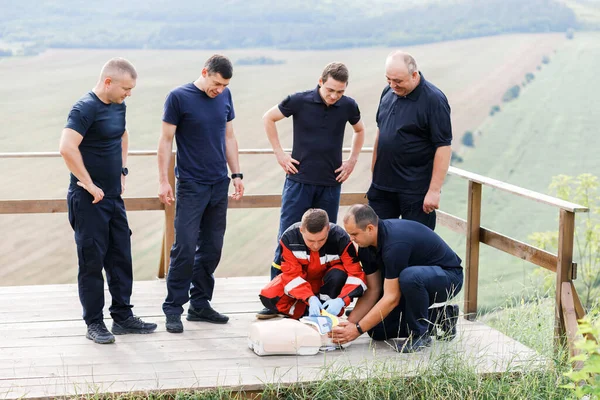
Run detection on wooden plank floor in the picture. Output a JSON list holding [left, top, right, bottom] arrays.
[[0, 277, 544, 399]]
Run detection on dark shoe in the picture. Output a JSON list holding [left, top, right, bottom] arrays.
[[86, 322, 115, 344], [436, 304, 459, 341], [165, 314, 184, 333], [256, 307, 280, 320], [187, 306, 229, 324], [396, 335, 432, 353], [112, 316, 157, 335]]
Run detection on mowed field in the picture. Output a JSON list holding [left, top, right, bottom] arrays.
[[438, 32, 600, 310], [0, 34, 565, 293]]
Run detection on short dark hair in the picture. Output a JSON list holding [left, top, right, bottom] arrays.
[[321, 62, 349, 84], [101, 57, 137, 80], [344, 204, 379, 230], [205, 54, 233, 79], [301, 209, 330, 233]]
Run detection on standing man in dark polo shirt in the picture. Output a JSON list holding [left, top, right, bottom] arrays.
[[369, 51, 453, 230], [158, 55, 244, 333], [59, 58, 157, 344], [257, 62, 365, 319], [332, 204, 463, 353]]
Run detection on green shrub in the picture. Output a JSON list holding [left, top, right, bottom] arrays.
[[561, 311, 600, 399]]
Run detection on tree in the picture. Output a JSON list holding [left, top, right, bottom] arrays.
[[462, 131, 475, 147], [502, 85, 521, 102], [566, 28, 574, 40], [529, 174, 600, 309], [525, 72, 535, 83]]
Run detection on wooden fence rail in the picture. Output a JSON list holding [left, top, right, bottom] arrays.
[[0, 148, 592, 367]]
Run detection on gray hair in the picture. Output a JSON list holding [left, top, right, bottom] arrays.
[[387, 51, 418, 75]]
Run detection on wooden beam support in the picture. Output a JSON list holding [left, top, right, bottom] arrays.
[[479, 228, 558, 272], [555, 210, 575, 348], [464, 181, 482, 321], [159, 156, 177, 279], [561, 282, 584, 370]]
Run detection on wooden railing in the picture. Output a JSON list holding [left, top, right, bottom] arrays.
[[0, 149, 592, 366]]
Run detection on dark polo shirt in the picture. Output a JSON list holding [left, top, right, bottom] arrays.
[[373, 73, 452, 194], [359, 219, 463, 280], [278, 86, 361, 186]]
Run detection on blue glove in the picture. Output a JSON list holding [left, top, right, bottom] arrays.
[[308, 296, 323, 316], [323, 298, 345, 316]]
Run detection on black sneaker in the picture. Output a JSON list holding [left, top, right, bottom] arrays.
[[436, 304, 459, 341], [165, 314, 184, 333], [396, 335, 432, 353], [187, 305, 229, 324], [86, 321, 115, 344], [255, 307, 279, 320], [111, 316, 157, 335]]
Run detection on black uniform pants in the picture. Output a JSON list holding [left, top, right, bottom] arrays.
[[67, 189, 134, 325]]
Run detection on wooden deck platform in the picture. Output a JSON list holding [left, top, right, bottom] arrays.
[[0, 277, 544, 399]]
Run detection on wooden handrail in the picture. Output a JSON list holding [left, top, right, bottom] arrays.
[[0, 148, 375, 158], [2, 149, 584, 212], [0, 148, 590, 360], [448, 166, 586, 213]]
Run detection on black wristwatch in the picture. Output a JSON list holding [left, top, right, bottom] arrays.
[[121, 167, 129, 176], [231, 173, 243, 180], [356, 322, 364, 335]]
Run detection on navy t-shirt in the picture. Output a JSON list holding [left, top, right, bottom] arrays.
[[359, 219, 462, 280], [373, 73, 452, 194], [163, 83, 235, 184], [278, 86, 361, 186], [65, 91, 126, 198]]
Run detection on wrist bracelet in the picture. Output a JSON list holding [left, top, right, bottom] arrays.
[[355, 322, 364, 335]]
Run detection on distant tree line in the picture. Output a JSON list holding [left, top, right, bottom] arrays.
[[0, 0, 584, 52]]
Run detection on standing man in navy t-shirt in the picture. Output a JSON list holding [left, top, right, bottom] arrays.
[[369, 51, 453, 230], [257, 63, 365, 319], [59, 58, 157, 344], [331, 204, 463, 353], [158, 55, 244, 333]]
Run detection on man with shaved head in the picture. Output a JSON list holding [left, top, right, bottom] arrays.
[[368, 51, 453, 230], [60, 58, 157, 344]]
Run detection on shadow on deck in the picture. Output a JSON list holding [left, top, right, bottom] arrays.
[[0, 276, 544, 399]]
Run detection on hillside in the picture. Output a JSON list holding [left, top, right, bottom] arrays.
[[0, 33, 566, 293], [0, 0, 581, 52], [438, 32, 600, 309]]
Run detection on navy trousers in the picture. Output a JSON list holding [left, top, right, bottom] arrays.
[[67, 189, 134, 325], [369, 266, 463, 340], [162, 178, 229, 316], [367, 184, 436, 230], [270, 178, 342, 279]]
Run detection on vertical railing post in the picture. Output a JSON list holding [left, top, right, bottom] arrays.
[[464, 181, 482, 320], [555, 209, 575, 348], [158, 155, 176, 279]]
